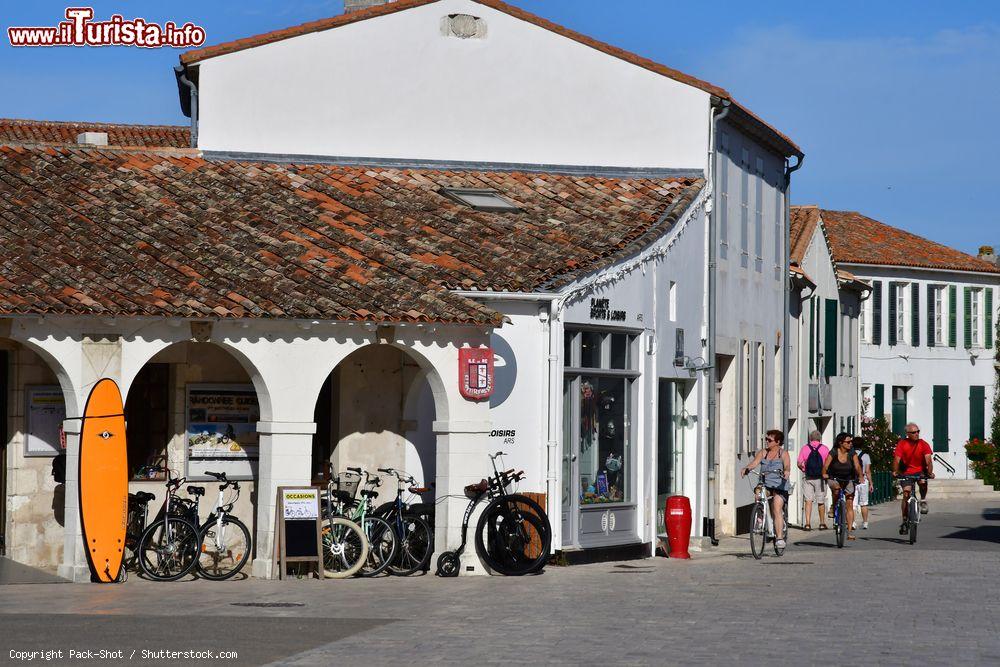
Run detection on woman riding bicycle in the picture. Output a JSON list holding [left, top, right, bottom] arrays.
[[822, 432, 864, 541], [741, 430, 791, 548]]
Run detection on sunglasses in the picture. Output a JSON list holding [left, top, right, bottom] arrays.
[[906, 430, 919, 435]]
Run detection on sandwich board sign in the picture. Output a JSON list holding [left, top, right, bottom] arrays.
[[274, 487, 323, 580]]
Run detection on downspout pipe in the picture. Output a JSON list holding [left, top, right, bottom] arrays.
[[783, 154, 804, 464], [174, 65, 198, 149], [705, 99, 730, 546]]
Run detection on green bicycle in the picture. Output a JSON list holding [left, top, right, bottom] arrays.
[[327, 468, 398, 577]]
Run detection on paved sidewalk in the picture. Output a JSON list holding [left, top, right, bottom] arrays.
[[1, 498, 997, 666]]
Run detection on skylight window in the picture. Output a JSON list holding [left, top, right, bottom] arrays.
[[441, 188, 520, 213]]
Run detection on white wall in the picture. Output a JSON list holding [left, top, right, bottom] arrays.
[[194, 0, 710, 169], [852, 265, 1000, 478]]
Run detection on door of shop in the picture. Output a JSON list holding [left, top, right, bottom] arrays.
[[656, 380, 686, 535]]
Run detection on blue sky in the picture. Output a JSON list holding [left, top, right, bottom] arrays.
[[2, 1, 997, 254]]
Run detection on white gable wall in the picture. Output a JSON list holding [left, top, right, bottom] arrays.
[[194, 0, 710, 168]]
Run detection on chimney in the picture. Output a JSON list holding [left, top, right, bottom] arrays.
[[76, 132, 109, 146], [979, 245, 999, 267], [343, 0, 393, 12]]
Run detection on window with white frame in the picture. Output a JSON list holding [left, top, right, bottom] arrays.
[[896, 282, 908, 343], [933, 285, 946, 346], [971, 287, 983, 347]]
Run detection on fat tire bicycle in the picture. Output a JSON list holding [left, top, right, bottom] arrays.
[[897, 474, 927, 545], [376, 468, 434, 576], [135, 467, 200, 581], [320, 472, 369, 579], [436, 452, 551, 577], [745, 470, 788, 560]]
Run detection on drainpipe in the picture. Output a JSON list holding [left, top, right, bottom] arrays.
[[705, 99, 730, 546], [174, 65, 198, 148], [783, 155, 804, 468]]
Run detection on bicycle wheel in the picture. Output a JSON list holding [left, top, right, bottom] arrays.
[[198, 516, 252, 581], [360, 516, 398, 577], [322, 517, 369, 579], [835, 498, 846, 549], [389, 514, 433, 576], [908, 498, 918, 545], [773, 505, 788, 557], [137, 516, 200, 582], [749, 503, 765, 560], [475, 494, 551, 575]]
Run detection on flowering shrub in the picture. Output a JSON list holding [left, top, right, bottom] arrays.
[[966, 438, 1000, 489]]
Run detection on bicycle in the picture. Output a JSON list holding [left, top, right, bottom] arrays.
[[435, 452, 551, 577], [745, 469, 788, 559], [896, 474, 927, 545], [828, 477, 853, 549], [178, 471, 253, 580], [135, 466, 200, 581], [329, 467, 398, 577], [376, 468, 434, 576], [319, 471, 369, 579]]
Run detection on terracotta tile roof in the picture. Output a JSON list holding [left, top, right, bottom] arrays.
[[789, 264, 815, 286], [0, 145, 703, 323], [789, 205, 820, 265], [820, 209, 1000, 275], [179, 0, 800, 156], [0, 118, 190, 148]]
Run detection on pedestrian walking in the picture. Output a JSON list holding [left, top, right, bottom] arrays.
[[797, 430, 829, 530], [851, 436, 873, 530]]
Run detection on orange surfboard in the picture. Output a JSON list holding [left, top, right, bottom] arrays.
[[79, 378, 128, 583]]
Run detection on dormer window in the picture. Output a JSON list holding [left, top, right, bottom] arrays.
[[441, 188, 520, 213]]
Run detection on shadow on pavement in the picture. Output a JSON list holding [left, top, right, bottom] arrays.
[[941, 525, 1000, 544], [861, 537, 910, 545], [791, 540, 837, 548]]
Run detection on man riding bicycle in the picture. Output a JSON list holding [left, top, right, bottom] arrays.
[[893, 422, 935, 535]]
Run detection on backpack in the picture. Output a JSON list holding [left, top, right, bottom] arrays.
[[804, 444, 824, 479]]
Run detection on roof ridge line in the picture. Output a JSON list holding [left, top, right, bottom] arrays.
[[0, 117, 189, 130]]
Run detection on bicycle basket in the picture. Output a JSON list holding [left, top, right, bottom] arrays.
[[331, 473, 361, 500]]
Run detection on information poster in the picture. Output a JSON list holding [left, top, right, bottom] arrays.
[[26, 386, 66, 456], [282, 489, 319, 520], [186, 385, 259, 480]]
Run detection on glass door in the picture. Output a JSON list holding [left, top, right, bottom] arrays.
[[561, 378, 577, 547]]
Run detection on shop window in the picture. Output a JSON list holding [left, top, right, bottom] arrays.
[[578, 376, 630, 504], [563, 331, 574, 367], [580, 331, 602, 368], [125, 363, 170, 480], [609, 333, 629, 369]]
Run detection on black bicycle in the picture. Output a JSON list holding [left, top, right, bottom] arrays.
[[896, 474, 928, 545], [135, 466, 200, 581], [829, 477, 853, 549], [375, 468, 434, 576], [435, 452, 551, 577]]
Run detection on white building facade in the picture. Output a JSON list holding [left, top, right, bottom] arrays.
[[821, 209, 1000, 478]]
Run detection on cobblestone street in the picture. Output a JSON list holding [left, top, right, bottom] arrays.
[[2, 497, 998, 666]]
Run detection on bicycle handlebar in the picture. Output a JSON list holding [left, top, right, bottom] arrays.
[[377, 468, 393, 474], [489, 451, 506, 461], [347, 466, 362, 474]]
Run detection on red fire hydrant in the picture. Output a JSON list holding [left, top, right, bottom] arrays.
[[665, 496, 692, 559]]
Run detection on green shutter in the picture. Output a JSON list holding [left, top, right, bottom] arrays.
[[949, 285, 957, 347], [986, 288, 994, 349], [825, 298, 838, 377], [872, 282, 882, 345], [874, 383, 885, 420], [926, 284, 936, 347], [970, 386, 986, 441], [808, 298, 815, 379], [932, 385, 949, 452], [887, 282, 897, 346], [964, 286, 973, 349], [911, 282, 920, 346], [891, 388, 907, 437]]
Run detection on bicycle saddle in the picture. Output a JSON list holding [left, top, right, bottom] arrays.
[[464, 479, 488, 498], [187, 486, 206, 496], [359, 489, 378, 498], [132, 491, 156, 503]]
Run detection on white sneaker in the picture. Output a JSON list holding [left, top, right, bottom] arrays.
[[920, 500, 929, 515], [851, 522, 856, 530], [862, 522, 869, 530], [775, 539, 786, 548]]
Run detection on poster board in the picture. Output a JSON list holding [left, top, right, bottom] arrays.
[[274, 487, 323, 580], [25, 386, 66, 456], [186, 384, 259, 480]]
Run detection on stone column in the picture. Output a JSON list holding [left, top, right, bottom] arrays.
[[433, 418, 493, 576], [251, 421, 316, 579], [57, 418, 90, 582]]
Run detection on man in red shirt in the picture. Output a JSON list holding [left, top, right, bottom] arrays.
[[893, 422, 935, 535]]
